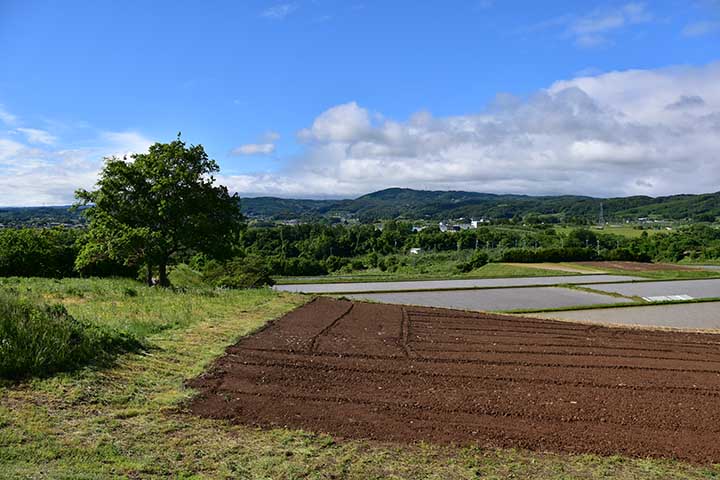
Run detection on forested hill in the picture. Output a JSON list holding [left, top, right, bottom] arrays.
[[241, 188, 720, 222], [0, 206, 83, 228], [5, 188, 720, 226]]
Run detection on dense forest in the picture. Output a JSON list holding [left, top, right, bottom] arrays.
[[3, 222, 720, 283]]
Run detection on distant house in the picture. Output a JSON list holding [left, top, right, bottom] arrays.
[[409, 247, 422, 255], [470, 218, 488, 228], [440, 221, 474, 232]]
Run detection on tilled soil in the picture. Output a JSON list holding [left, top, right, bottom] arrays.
[[187, 297, 720, 463]]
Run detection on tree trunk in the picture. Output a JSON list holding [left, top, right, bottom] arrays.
[[146, 263, 153, 287], [158, 262, 168, 287]]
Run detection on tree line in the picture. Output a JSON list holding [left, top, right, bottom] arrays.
[[3, 137, 720, 286], [3, 222, 720, 282]]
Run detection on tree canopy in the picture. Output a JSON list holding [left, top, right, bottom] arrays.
[[75, 136, 242, 286]]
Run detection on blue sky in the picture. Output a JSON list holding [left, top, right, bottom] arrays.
[[1, 0, 720, 205]]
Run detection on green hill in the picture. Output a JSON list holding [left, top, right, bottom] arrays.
[[240, 188, 720, 222], [6, 189, 720, 225]]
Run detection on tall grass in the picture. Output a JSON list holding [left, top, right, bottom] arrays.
[[0, 289, 143, 379]]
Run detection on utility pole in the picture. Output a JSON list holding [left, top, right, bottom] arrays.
[[598, 202, 605, 227]]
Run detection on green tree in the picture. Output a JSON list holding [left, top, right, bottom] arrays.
[[75, 136, 243, 286]]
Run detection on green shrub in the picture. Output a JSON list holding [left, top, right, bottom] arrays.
[[323, 255, 350, 272], [457, 251, 490, 272], [203, 257, 275, 289], [0, 290, 143, 379], [279, 257, 326, 276], [168, 264, 207, 290]]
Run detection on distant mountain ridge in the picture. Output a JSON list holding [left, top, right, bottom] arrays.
[[4, 188, 720, 226], [241, 188, 720, 222]]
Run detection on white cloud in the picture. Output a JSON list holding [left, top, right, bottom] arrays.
[[0, 106, 17, 126], [0, 129, 154, 206], [683, 20, 720, 37], [99, 130, 154, 158], [261, 3, 298, 19], [298, 102, 372, 143], [665, 95, 706, 110], [232, 143, 276, 155], [0, 139, 25, 163], [231, 131, 280, 156], [530, 3, 654, 48], [16, 128, 57, 145], [225, 62, 720, 199], [262, 130, 281, 142]]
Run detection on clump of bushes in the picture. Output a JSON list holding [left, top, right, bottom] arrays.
[[170, 256, 275, 290], [457, 251, 490, 273], [206, 257, 275, 288], [0, 290, 143, 379]]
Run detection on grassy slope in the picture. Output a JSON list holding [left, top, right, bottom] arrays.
[[276, 262, 584, 284], [554, 226, 670, 238], [1, 278, 719, 479]]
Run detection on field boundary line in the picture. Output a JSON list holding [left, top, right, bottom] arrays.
[[400, 307, 416, 358], [308, 303, 355, 353]]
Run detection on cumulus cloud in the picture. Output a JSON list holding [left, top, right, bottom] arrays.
[[665, 95, 706, 110], [298, 102, 372, 143], [224, 62, 720, 199]]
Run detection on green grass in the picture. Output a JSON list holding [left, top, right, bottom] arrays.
[[554, 225, 671, 238], [0, 290, 142, 379], [594, 268, 720, 280], [276, 261, 582, 284], [1, 278, 719, 478], [505, 295, 720, 315]]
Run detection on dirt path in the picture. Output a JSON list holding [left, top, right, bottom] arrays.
[[188, 297, 720, 463]]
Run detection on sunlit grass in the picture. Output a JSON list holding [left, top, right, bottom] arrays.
[[276, 258, 582, 284]]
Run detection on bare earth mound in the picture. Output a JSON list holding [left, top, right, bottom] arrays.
[[187, 297, 720, 463]]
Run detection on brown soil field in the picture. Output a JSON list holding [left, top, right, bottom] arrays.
[[187, 297, 720, 463], [575, 261, 695, 271]]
